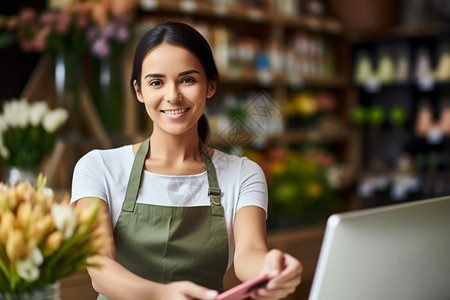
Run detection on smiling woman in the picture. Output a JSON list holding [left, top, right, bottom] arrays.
[[133, 43, 215, 141], [70, 22, 302, 300]]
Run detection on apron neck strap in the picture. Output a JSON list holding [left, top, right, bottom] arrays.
[[122, 138, 222, 212], [122, 138, 149, 212], [200, 141, 221, 206]]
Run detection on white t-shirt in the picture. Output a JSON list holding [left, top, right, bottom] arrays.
[[71, 144, 268, 268]]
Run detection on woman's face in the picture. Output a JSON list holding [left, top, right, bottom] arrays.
[[134, 42, 216, 139]]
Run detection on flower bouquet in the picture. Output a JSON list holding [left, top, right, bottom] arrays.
[[0, 98, 68, 170], [265, 150, 341, 228], [0, 174, 109, 295]]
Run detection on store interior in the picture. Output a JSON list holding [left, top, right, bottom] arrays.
[[1, 0, 449, 299]]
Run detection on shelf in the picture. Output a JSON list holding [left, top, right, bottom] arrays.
[[287, 75, 349, 89], [209, 129, 348, 148], [140, 0, 342, 34], [347, 22, 450, 42], [220, 69, 348, 89], [267, 129, 348, 144]]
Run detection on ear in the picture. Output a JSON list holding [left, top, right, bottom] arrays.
[[206, 80, 217, 99], [134, 80, 144, 103]]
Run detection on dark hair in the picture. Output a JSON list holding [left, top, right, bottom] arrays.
[[130, 22, 219, 143]]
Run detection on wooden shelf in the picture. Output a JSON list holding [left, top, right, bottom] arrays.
[[209, 128, 348, 148], [346, 22, 450, 42], [267, 129, 348, 145], [220, 69, 348, 89], [140, 0, 342, 34]]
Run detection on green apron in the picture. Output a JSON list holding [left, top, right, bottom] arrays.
[[98, 138, 229, 299]]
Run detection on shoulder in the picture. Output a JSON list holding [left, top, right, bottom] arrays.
[[75, 145, 134, 172], [211, 149, 266, 180], [79, 144, 132, 161]]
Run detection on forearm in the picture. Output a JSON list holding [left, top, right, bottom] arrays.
[[233, 206, 270, 281], [87, 255, 164, 300], [233, 248, 268, 282]]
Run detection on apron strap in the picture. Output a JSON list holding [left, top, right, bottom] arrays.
[[122, 138, 150, 212], [200, 141, 222, 206]]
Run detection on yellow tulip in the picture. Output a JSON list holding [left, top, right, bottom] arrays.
[[0, 211, 15, 244], [6, 189, 19, 210], [34, 215, 54, 243], [90, 236, 112, 256], [76, 206, 93, 225], [0, 193, 8, 210], [43, 231, 63, 256], [17, 202, 32, 231], [26, 237, 39, 257], [6, 228, 26, 261]]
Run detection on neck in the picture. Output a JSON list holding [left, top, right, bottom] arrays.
[[149, 131, 201, 162]]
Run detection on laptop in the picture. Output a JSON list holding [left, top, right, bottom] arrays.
[[309, 196, 450, 300]]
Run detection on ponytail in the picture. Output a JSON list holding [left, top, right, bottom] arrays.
[[198, 114, 210, 144]]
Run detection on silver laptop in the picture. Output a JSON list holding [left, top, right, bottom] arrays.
[[309, 196, 450, 300]]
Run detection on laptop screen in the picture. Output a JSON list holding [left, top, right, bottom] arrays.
[[309, 197, 450, 300]]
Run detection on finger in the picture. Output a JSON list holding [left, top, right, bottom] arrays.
[[251, 286, 296, 300], [267, 275, 302, 292], [178, 281, 218, 300], [262, 249, 285, 276], [267, 254, 302, 288]]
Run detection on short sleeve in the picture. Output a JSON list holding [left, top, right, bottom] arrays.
[[236, 157, 268, 216], [70, 150, 107, 204]]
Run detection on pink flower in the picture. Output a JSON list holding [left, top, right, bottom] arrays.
[[91, 37, 110, 58], [100, 23, 115, 39], [39, 12, 57, 26], [115, 26, 128, 42], [32, 26, 51, 52], [75, 10, 90, 28], [6, 18, 17, 30], [55, 11, 71, 33], [19, 8, 36, 24]]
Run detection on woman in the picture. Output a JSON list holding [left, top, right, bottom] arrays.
[[71, 22, 302, 300]]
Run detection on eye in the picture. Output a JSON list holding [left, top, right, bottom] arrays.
[[181, 77, 196, 84], [149, 80, 163, 87]]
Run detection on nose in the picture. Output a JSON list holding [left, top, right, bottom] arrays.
[[165, 82, 181, 102]]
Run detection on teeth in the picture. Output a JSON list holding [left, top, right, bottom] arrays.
[[164, 108, 188, 115]]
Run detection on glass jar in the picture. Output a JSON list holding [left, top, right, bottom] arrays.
[[0, 282, 60, 300]]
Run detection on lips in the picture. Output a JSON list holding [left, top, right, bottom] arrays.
[[161, 108, 190, 115]]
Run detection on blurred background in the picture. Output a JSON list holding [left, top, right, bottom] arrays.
[[1, 0, 449, 299]]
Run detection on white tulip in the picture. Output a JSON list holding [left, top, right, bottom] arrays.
[[0, 116, 7, 132], [43, 187, 54, 197], [0, 134, 8, 159], [16, 248, 43, 282], [42, 108, 69, 132], [29, 101, 49, 126], [51, 204, 77, 240], [0, 146, 9, 159], [16, 259, 40, 282], [30, 247, 44, 266], [3, 98, 29, 128]]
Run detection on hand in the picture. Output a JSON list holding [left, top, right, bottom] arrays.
[[250, 249, 302, 299], [155, 281, 218, 300]]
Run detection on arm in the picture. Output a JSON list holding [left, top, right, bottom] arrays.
[[233, 206, 303, 299], [233, 206, 269, 280], [74, 197, 218, 300]]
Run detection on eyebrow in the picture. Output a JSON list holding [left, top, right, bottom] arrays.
[[144, 69, 200, 79]]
